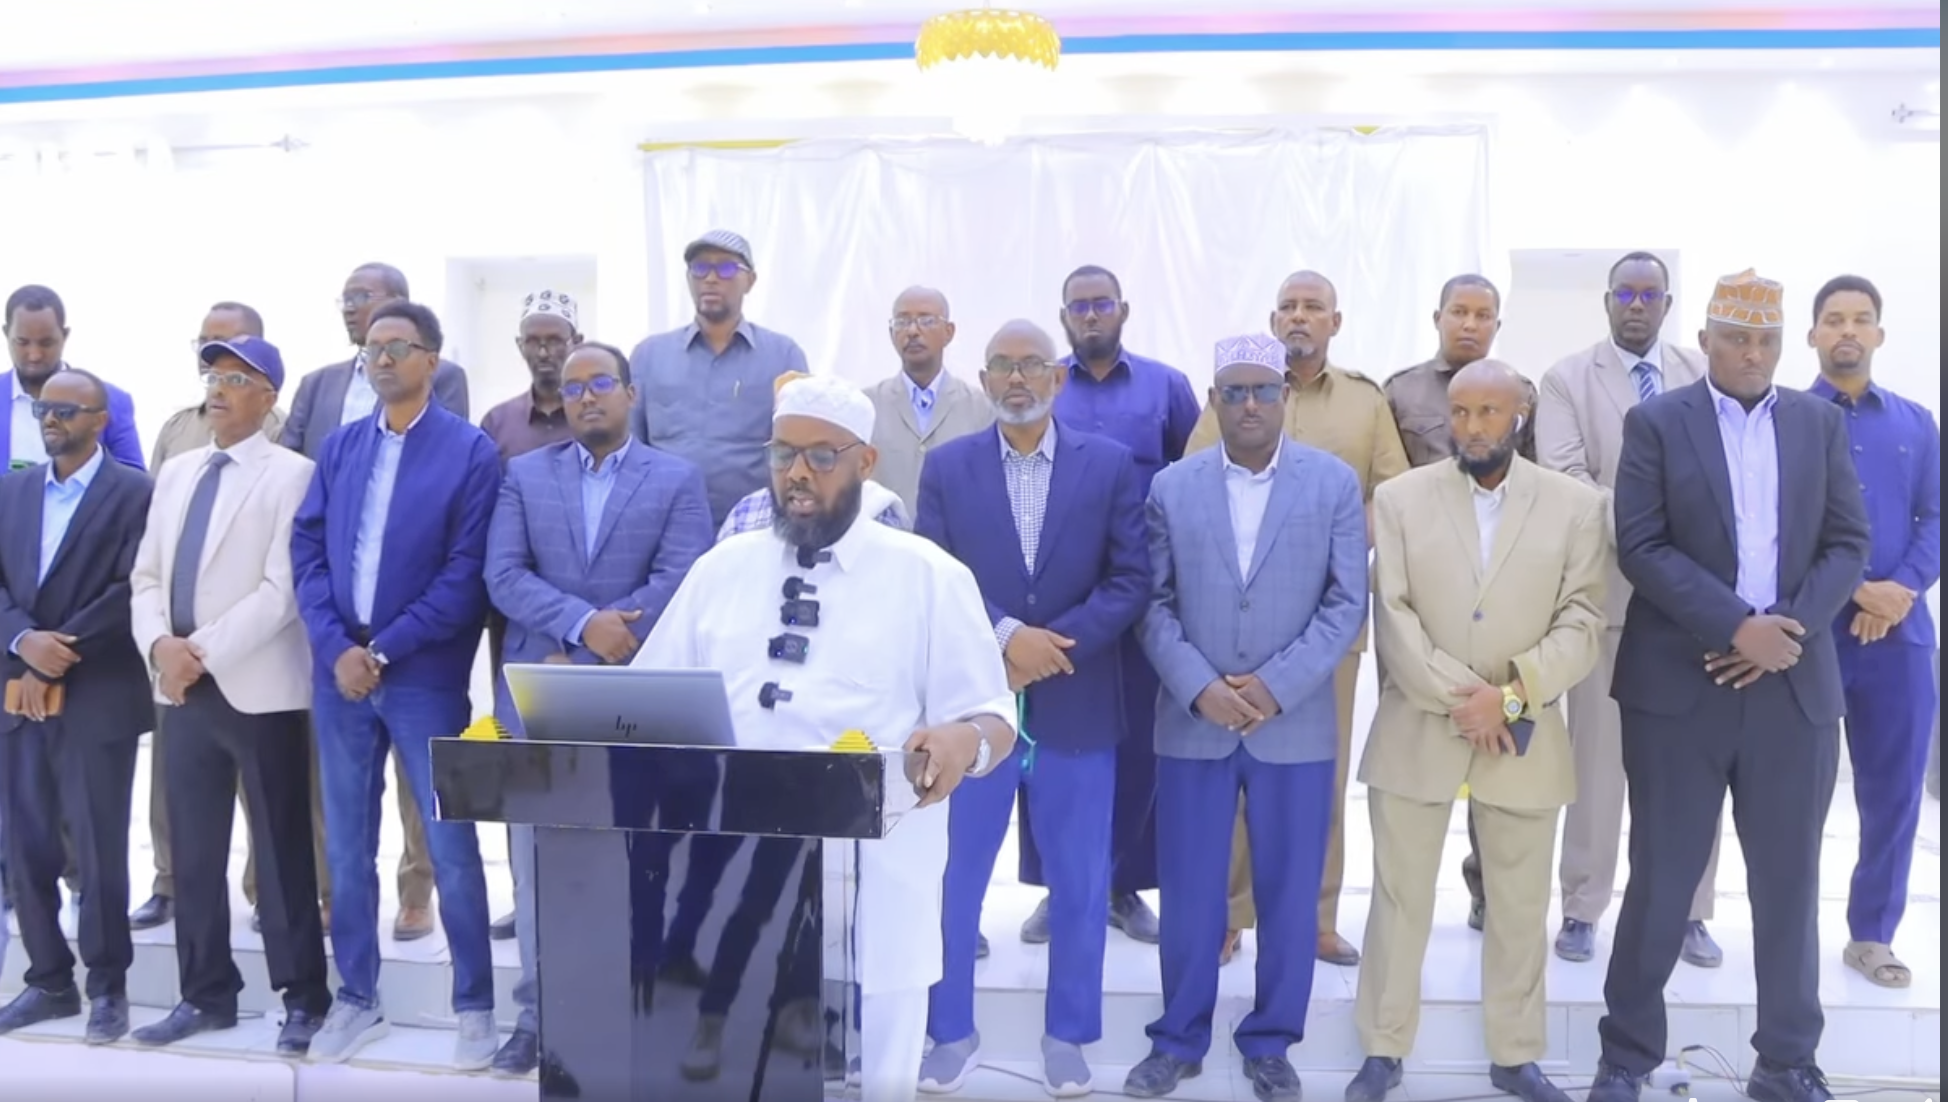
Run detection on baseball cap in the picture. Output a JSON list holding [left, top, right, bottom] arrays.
[[200, 335, 287, 391]]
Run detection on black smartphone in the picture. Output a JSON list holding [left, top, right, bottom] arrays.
[[1508, 717, 1535, 756]]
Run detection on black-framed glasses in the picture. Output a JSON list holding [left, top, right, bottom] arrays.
[[520, 335, 571, 354], [1064, 297, 1119, 318], [561, 375, 623, 402], [767, 441, 863, 473], [1612, 288, 1665, 306], [984, 356, 1055, 380], [688, 260, 748, 281], [1217, 383, 1284, 406], [336, 290, 388, 310], [201, 371, 266, 392], [32, 400, 102, 422], [889, 314, 944, 333], [362, 339, 431, 363]]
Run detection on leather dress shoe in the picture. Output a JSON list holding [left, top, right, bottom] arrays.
[[1488, 1062, 1571, 1102], [133, 1002, 238, 1046], [1110, 893, 1161, 943], [1585, 1062, 1647, 1102], [1554, 918, 1596, 962], [1317, 931, 1361, 966], [1680, 921, 1723, 968], [0, 986, 81, 1034], [86, 995, 130, 1045], [1345, 1056, 1404, 1102], [1243, 1055, 1302, 1101], [1746, 1058, 1835, 1102], [493, 1027, 540, 1076], [490, 911, 517, 941], [1123, 1051, 1201, 1098], [277, 1008, 327, 1056], [129, 893, 174, 930]]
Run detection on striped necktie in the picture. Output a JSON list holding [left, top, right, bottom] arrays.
[[1631, 361, 1660, 403]]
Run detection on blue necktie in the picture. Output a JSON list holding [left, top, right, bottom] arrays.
[[1631, 361, 1660, 403], [170, 453, 232, 637]]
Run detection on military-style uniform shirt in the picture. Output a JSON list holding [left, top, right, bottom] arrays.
[[1383, 357, 1539, 469], [150, 404, 287, 471], [1186, 362, 1409, 499]]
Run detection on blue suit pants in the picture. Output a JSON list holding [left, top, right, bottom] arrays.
[[1839, 638, 1938, 945]]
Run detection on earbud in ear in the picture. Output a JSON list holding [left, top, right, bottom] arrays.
[[1514, 413, 1526, 432]]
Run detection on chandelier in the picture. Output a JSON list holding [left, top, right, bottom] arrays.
[[915, 7, 1062, 145]]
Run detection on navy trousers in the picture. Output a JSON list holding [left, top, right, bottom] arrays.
[[1019, 642, 1159, 895], [931, 745, 1116, 1045], [1838, 638, 1938, 945], [1149, 749, 1332, 1062]]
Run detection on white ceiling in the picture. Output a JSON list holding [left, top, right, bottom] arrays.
[[3, 0, 1939, 71]]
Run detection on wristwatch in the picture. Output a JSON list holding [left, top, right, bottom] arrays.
[[367, 646, 390, 669], [1499, 684, 1524, 722], [968, 725, 992, 776]]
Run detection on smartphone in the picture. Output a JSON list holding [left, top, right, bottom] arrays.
[[1508, 717, 1535, 757]]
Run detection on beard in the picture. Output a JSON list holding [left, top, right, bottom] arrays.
[[993, 392, 1054, 426], [1452, 431, 1517, 481], [771, 477, 864, 553]]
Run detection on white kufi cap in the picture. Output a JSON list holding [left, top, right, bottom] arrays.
[[774, 374, 876, 443]]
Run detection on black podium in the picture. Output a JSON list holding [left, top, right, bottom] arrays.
[[431, 735, 924, 1101]]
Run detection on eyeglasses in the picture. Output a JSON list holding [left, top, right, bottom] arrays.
[[1611, 288, 1666, 306], [336, 290, 388, 311], [32, 400, 101, 422], [1064, 297, 1119, 318], [688, 260, 748, 281], [520, 335, 571, 354], [984, 356, 1055, 380], [561, 375, 623, 402], [201, 371, 265, 392], [767, 441, 863, 473], [889, 315, 944, 333], [1217, 383, 1284, 406], [362, 339, 431, 364]]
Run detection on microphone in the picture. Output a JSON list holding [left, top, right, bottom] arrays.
[[795, 546, 833, 570], [759, 682, 793, 710], [783, 577, 818, 600]]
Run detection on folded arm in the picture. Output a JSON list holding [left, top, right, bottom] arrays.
[[1138, 489, 1223, 714], [1254, 466, 1368, 710], [1769, 404, 1871, 630], [1044, 452, 1150, 658], [1370, 483, 1490, 713], [1509, 492, 1610, 708], [1613, 404, 1750, 652], [370, 438, 500, 661]]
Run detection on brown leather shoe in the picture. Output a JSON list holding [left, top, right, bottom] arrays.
[[1317, 931, 1361, 966], [393, 905, 434, 942], [1220, 929, 1243, 965]]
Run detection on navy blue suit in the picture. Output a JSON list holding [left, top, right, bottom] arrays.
[[915, 422, 1148, 1046]]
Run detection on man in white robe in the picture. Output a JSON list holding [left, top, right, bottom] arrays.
[[631, 374, 1016, 1101]]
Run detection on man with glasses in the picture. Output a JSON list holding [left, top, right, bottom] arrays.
[[914, 321, 1149, 1096], [486, 340, 714, 1076], [1125, 335, 1366, 1101], [628, 230, 810, 529], [135, 300, 297, 937], [0, 368, 153, 1044], [127, 336, 330, 1056], [1536, 252, 1722, 970], [865, 286, 992, 513], [291, 301, 501, 1070], [632, 374, 1016, 1102], [281, 263, 469, 945], [1020, 264, 1199, 948]]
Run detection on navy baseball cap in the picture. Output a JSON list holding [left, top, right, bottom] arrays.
[[200, 335, 286, 391]]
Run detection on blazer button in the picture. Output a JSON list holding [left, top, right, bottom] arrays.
[[1472, 610, 1484, 621], [1239, 599, 1250, 611], [1026, 594, 1038, 606]]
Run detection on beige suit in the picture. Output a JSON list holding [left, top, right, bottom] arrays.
[[865, 371, 994, 513], [1357, 457, 1607, 1065], [1535, 339, 1719, 925]]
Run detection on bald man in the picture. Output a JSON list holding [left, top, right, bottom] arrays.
[[1350, 360, 1605, 1102], [866, 287, 995, 513]]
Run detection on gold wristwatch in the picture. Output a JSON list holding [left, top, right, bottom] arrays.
[[1499, 684, 1525, 722]]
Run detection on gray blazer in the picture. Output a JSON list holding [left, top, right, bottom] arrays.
[[280, 356, 471, 460], [865, 371, 994, 514], [1139, 442, 1370, 764]]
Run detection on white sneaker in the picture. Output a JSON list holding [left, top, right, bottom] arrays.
[[453, 1009, 498, 1071], [307, 1000, 389, 1064]]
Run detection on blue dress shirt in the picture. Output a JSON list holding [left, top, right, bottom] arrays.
[[1052, 349, 1200, 494], [9, 446, 106, 655], [565, 438, 632, 646], [1705, 378, 1781, 613], [351, 403, 430, 627]]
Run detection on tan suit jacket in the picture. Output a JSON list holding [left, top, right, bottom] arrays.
[[1361, 457, 1609, 810], [130, 430, 316, 713], [1535, 339, 1705, 626], [866, 370, 994, 512]]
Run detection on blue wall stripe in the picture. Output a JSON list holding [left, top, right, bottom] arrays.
[[0, 27, 1936, 106]]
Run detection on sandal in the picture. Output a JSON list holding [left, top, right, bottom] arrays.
[[1843, 941, 1912, 988]]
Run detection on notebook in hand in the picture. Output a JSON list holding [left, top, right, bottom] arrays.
[[3, 678, 65, 717]]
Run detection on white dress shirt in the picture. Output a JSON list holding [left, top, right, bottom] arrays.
[[1222, 442, 1281, 578], [1471, 475, 1507, 570], [340, 350, 379, 428], [631, 509, 1013, 993], [8, 371, 41, 467]]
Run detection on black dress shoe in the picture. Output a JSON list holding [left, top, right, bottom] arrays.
[[1554, 919, 1595, 963], [657, 955, 708, 988], [1124, 1051, 1201, 1098], [490, 911, 517, 941], [0, 986, 82, 1034], [1110, 892, 1161, 944], [277, 1009, 326, 1057], [493, 1027, 540, 1076], [1244, 1055, 1302, 1101], [1345, 1056, 1403, 1102], [132, 1002, 238, 1046], [129, 894, 174, 930], [1585, 1062, 1646, 1102], [1489, 1062, 1570, 1102], [86, 996, 130, 1045], [1746, 1058, 1835, 1102]]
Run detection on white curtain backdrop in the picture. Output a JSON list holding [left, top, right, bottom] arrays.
[[642, 127, 1490, 393]]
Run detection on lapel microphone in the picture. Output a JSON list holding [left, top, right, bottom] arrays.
[[795, 546, 832, 570]]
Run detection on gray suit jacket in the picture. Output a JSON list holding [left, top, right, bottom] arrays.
[[866, 371, 994, 514], [280, 356, 471, 460], [1140, 442, 1370, 764]]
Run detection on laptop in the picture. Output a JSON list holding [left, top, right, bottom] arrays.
[[501, 665, 738, 746]]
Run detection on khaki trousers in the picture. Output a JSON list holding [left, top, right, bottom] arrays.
[[1559, 630, 1719, 924], [1357, 789, 1558, 1065], [1227, 652, 1361, 932]]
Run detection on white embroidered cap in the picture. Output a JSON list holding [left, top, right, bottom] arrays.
[[774, 374, 876, 443]]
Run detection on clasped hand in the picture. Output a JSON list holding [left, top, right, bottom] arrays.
[[583, 608, 644, 664], [1449, 683, 1516, 756], [1849, 580, 1915, 644], [1703, 613, 1805, 689], [904, 722, 985, 807], [1004, 627, 1075, 691], [17, 630, 80, 680], [1195, 674, 1279, 734], [334, 646, 382, 702], [152, 636, 207, 706]]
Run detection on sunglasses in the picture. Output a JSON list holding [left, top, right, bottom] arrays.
[[767, 441, 863, 473], [688, 260, 748, 281], [362, 339, 431, 363], [1217, 383, 1284, 406], [32, 400, 102, 422], [561, 375, 624, 402]]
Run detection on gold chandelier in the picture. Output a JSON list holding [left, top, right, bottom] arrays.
[[915, 8, 1062, 144]]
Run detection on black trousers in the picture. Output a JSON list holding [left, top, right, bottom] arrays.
[[162, 681, 330, 1016], [1600, 674, 1838, 1073], [0, 717, 138, 999]]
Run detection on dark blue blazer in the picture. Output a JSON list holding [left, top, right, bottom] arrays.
[[2, 369, 146, 472], [915, 422, 1149, 751], [291, 402, 501, 692]]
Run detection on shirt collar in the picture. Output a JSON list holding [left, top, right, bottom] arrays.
[[352, 349, 368, 376], [1808, 375, 1883, 407], [212, 428, 273, 463], [1704, 375, 1778, 417], [784, 501, 882, 574], [525, 389, 569, 424], [1221, 439, 1282, 481], [375, 400, 432, 439], [905, 374, 938, 403], [1614, 341, 1663, 373], [1062, 350, 1132, 380], [999, 419, 1058, 461], [47, 444, 106, 490], [684, 319, 755, 350], [574, 437, 632, 474], [8, 371, 28, 403]]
